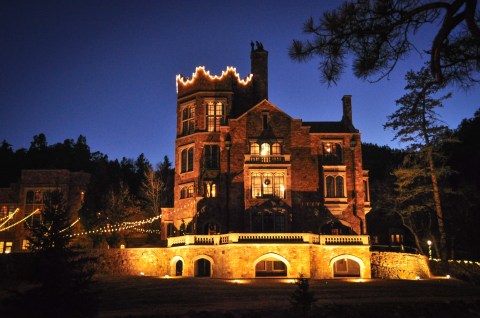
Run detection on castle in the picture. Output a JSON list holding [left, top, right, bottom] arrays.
[[155, 43, 376, 278], [160, 43, 370, 239]]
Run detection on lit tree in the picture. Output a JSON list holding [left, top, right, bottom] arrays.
[[385, 67, 452, 259], [289, 1, 480, 88]]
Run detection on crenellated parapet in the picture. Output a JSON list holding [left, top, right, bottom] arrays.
[[176, 66, 253, 97]]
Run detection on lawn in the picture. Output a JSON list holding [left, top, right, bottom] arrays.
[[91, 276, 480, 317]]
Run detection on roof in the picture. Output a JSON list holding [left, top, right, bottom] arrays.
[[302, 121, 358, 133]]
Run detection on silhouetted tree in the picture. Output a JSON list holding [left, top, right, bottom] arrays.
[[2, 190, 97, 318], [290, 1, 480, 88], [385, 67, 453, 259], [290, 275, 316, 318]]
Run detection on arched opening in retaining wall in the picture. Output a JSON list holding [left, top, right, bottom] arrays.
[[170, 256, 185, 277], [193, 255, 214, 277], [329, 254, 364, 278], [254, 253, 290, 277]]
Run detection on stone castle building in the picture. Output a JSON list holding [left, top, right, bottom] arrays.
[[0, 169, 89, 253], [161, 43, 371, 239]]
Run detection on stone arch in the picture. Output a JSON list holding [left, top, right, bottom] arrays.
[[193, 254, 214, 277], [170, 256, 185, 277], [254, 253, 290, 277], [329, 254, 365, 278]]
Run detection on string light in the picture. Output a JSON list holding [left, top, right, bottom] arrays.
[[176, 66, 253, 93], [0, 208, 19, 228], [0, 209, 39, 232], [59, 218, 80, 233]]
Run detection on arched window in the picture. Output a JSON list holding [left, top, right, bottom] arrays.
[[255, 258, 287, 277], [333, 258, 361, 277], [272, 143, 281, 155], [195, 258, 211, 277], [181, 147, 194, 173], [260, 143, 270, 156], [250, 143, 260, 155]]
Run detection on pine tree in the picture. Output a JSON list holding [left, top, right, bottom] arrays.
[[385, 67, 452, 260]]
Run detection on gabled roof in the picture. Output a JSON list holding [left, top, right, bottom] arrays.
[[233, 99, 294, 121]]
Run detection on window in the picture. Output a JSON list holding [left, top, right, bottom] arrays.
[[181, 147, 194, 173], [363, 179, 370, 202], [207, 101, 224, 132], [250, 143, 260, 155], [325, 175, 345, 198], [272, 143, 281, 155], [181, 104, 195, 136], [204, 145, 219, 169], [255, 259, 287, 277], [180, 184, 195, 199], [22, 240, 30, 251], [251, 172, 286, 199], [205, 183, 217, 198], [323, 142, 343, 165], [260, 143, 270, 156], [1, 241, 13, 254], [26, 190, 34, 203]]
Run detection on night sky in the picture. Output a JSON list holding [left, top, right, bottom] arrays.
[[1, 0, 479, 165]]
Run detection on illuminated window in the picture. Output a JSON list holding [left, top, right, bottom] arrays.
[[204, 145, 219, 169], [255, 259, 287, 277], [272, 143, 281, 155], [22, 240, 30, 251], [181, 104, 195, 136], [325, 175, 345, 198], [181, 147, 194, 173], [2, 241, 13, 254], [80, 191, 85, 203], [260, 143, 270, 156], [180, 184, 195, 199], [251, 172, 286, 199], [323, 142, 343, 165], [204, 183, 217, 198], [207, 101, 224, 132], [250, 143, 260, 155]]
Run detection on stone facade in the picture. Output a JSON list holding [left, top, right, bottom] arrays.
[[0, 169, 90, 253], [161, 43, 371, 239], [371, 251, 431, 279]]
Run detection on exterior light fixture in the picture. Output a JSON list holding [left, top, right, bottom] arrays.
[[225, 134, 232, 151], [350, 136, 357, 150], [427, 240, 432, 260]]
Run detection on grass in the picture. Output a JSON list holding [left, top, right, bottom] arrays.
[[91, 275, 480, 317]]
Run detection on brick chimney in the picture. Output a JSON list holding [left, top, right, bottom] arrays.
[[250, 41, 268, 101], [342, 95, 353, 124]]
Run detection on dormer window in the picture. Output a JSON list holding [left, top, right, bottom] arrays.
[[250, 143, 260, 155], [260, 143, 270, 156]]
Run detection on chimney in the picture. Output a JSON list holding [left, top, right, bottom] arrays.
[[342, 95, 353, 124], [250, 41, 268, 101]]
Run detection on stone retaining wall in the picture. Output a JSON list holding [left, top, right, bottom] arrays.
[[371, 251, 431, 279]]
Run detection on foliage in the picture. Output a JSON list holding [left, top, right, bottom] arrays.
[[290, 275, 317, 318], [1, 190, 98, 318], [384, 67, 454, 259], [289, 0, 480, 88]]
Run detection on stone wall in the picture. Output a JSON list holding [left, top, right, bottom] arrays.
[[1, 247, 431, 280], [371, 251, 431, 279]]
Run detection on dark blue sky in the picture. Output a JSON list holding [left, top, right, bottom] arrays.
[[1, 1, 479, 165]]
